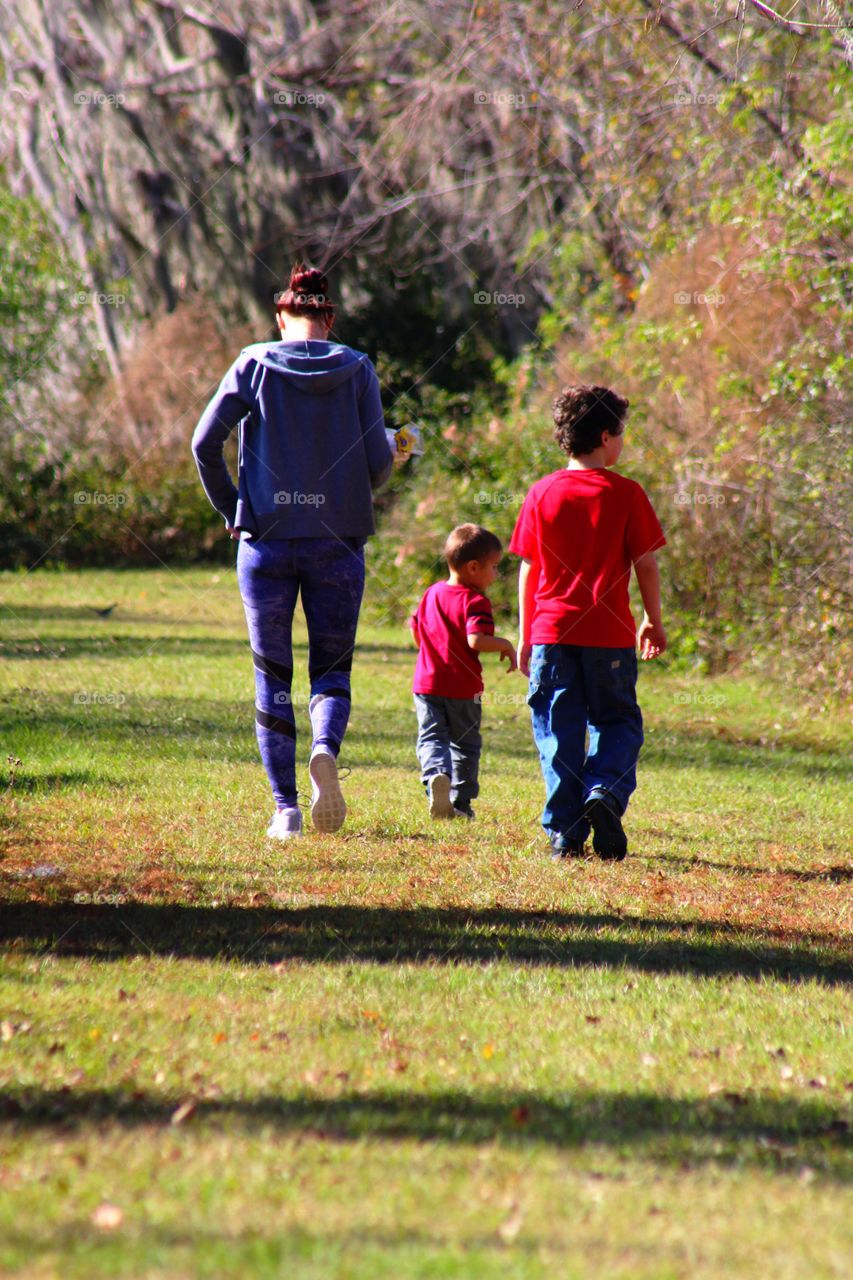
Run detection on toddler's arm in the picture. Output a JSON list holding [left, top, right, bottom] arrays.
[[467, 632, 518, 672], [634, 551, 667, 659]]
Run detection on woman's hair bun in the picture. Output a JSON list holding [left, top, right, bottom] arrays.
[[276, 261, 335, 319]]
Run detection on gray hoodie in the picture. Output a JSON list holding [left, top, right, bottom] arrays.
[[191, 339, 394, 541]]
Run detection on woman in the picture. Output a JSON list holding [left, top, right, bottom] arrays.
[[192, 264, 394, 838]]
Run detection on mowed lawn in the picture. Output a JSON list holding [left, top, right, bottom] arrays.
[[0, 566, 850, 1280]]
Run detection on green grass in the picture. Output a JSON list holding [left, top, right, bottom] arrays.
[[1, 567, 851, 1279]]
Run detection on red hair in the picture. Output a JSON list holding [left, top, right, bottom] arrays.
[[275, 262, 335, 325]]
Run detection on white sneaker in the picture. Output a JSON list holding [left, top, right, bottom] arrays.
[[266, 806, 303, 840], [309, 748, 347, 833], [428, 773, 455, 819]]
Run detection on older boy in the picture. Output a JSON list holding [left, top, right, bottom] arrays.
[[410, 524, 517, 820], [509, 385, 666, 860]]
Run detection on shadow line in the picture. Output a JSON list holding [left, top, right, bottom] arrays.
[[0, 903, 849, 985], [0, 1086, 848, 1177]]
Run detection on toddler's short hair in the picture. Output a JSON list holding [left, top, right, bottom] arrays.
[[444, 524, 502, 568], [552, 384, 629, 457]]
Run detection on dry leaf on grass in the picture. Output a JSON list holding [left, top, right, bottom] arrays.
[[170, 1099, 197, 1126], [91, 1203, 123, 1230]]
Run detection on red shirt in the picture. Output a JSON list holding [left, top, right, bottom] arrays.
[[411, 581, 495, 698], [509, 468, 665, 648]]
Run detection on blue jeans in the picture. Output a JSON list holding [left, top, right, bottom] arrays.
[[413, 693, 482, 811], [527, 643, 644, 843], [236, 536, 365, 808]]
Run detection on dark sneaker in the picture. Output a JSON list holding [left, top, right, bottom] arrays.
[[584, 795, 628, 861], [548, 832, 586, 861], [452, 805, 475, 821]]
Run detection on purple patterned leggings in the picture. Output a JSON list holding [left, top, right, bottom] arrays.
[[236, 536, 366, 808]]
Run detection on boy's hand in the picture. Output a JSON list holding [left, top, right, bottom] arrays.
[[638, 616, 667, 660], [497, 639, 518, 672], [225, 526, 240, 541], [517, 640, 532, 678]]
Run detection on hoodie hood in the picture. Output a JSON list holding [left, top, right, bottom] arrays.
[[240, 339, 368, 394]]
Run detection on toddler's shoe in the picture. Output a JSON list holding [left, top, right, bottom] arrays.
[[548, 832, 586, 861], [309, 748, 347, 833], [428, 773, 455, 819], [266, 806, 303, 840], [452, 805, 475, 821], [583, 793, 628, 861]]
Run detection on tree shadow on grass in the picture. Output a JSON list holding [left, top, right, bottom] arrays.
[[0, 634, 251, 660], [1, 694, 849, 779], [653, 853, 852, 883], [0, 1084, 848, 1178], [0, 903, 849, 985], [6, 769, 128, 794]]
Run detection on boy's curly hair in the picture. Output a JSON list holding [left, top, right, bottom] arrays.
[[552, 384, 629, 457]]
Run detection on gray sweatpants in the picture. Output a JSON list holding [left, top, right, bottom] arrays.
[[413, 692, 482, 811]]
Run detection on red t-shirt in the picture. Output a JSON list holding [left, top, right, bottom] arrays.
[[508, 468, 666, 648], [411, 581, 495, 698]]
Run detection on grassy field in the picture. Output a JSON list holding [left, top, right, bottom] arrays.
[[0, 566, 850, 1279]]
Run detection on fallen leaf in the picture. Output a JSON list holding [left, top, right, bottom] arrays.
[[91, 1203, 123, 1230], [585, 1015, 601, 1025], [170, 1100, 197, 1126], [510, 1104, 531, 1126], [482, 1043, 495, 1060], [213, 1032, 227, 1044], [808, 1076, 827, 1089], [497, 1202, 523, 1243]]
